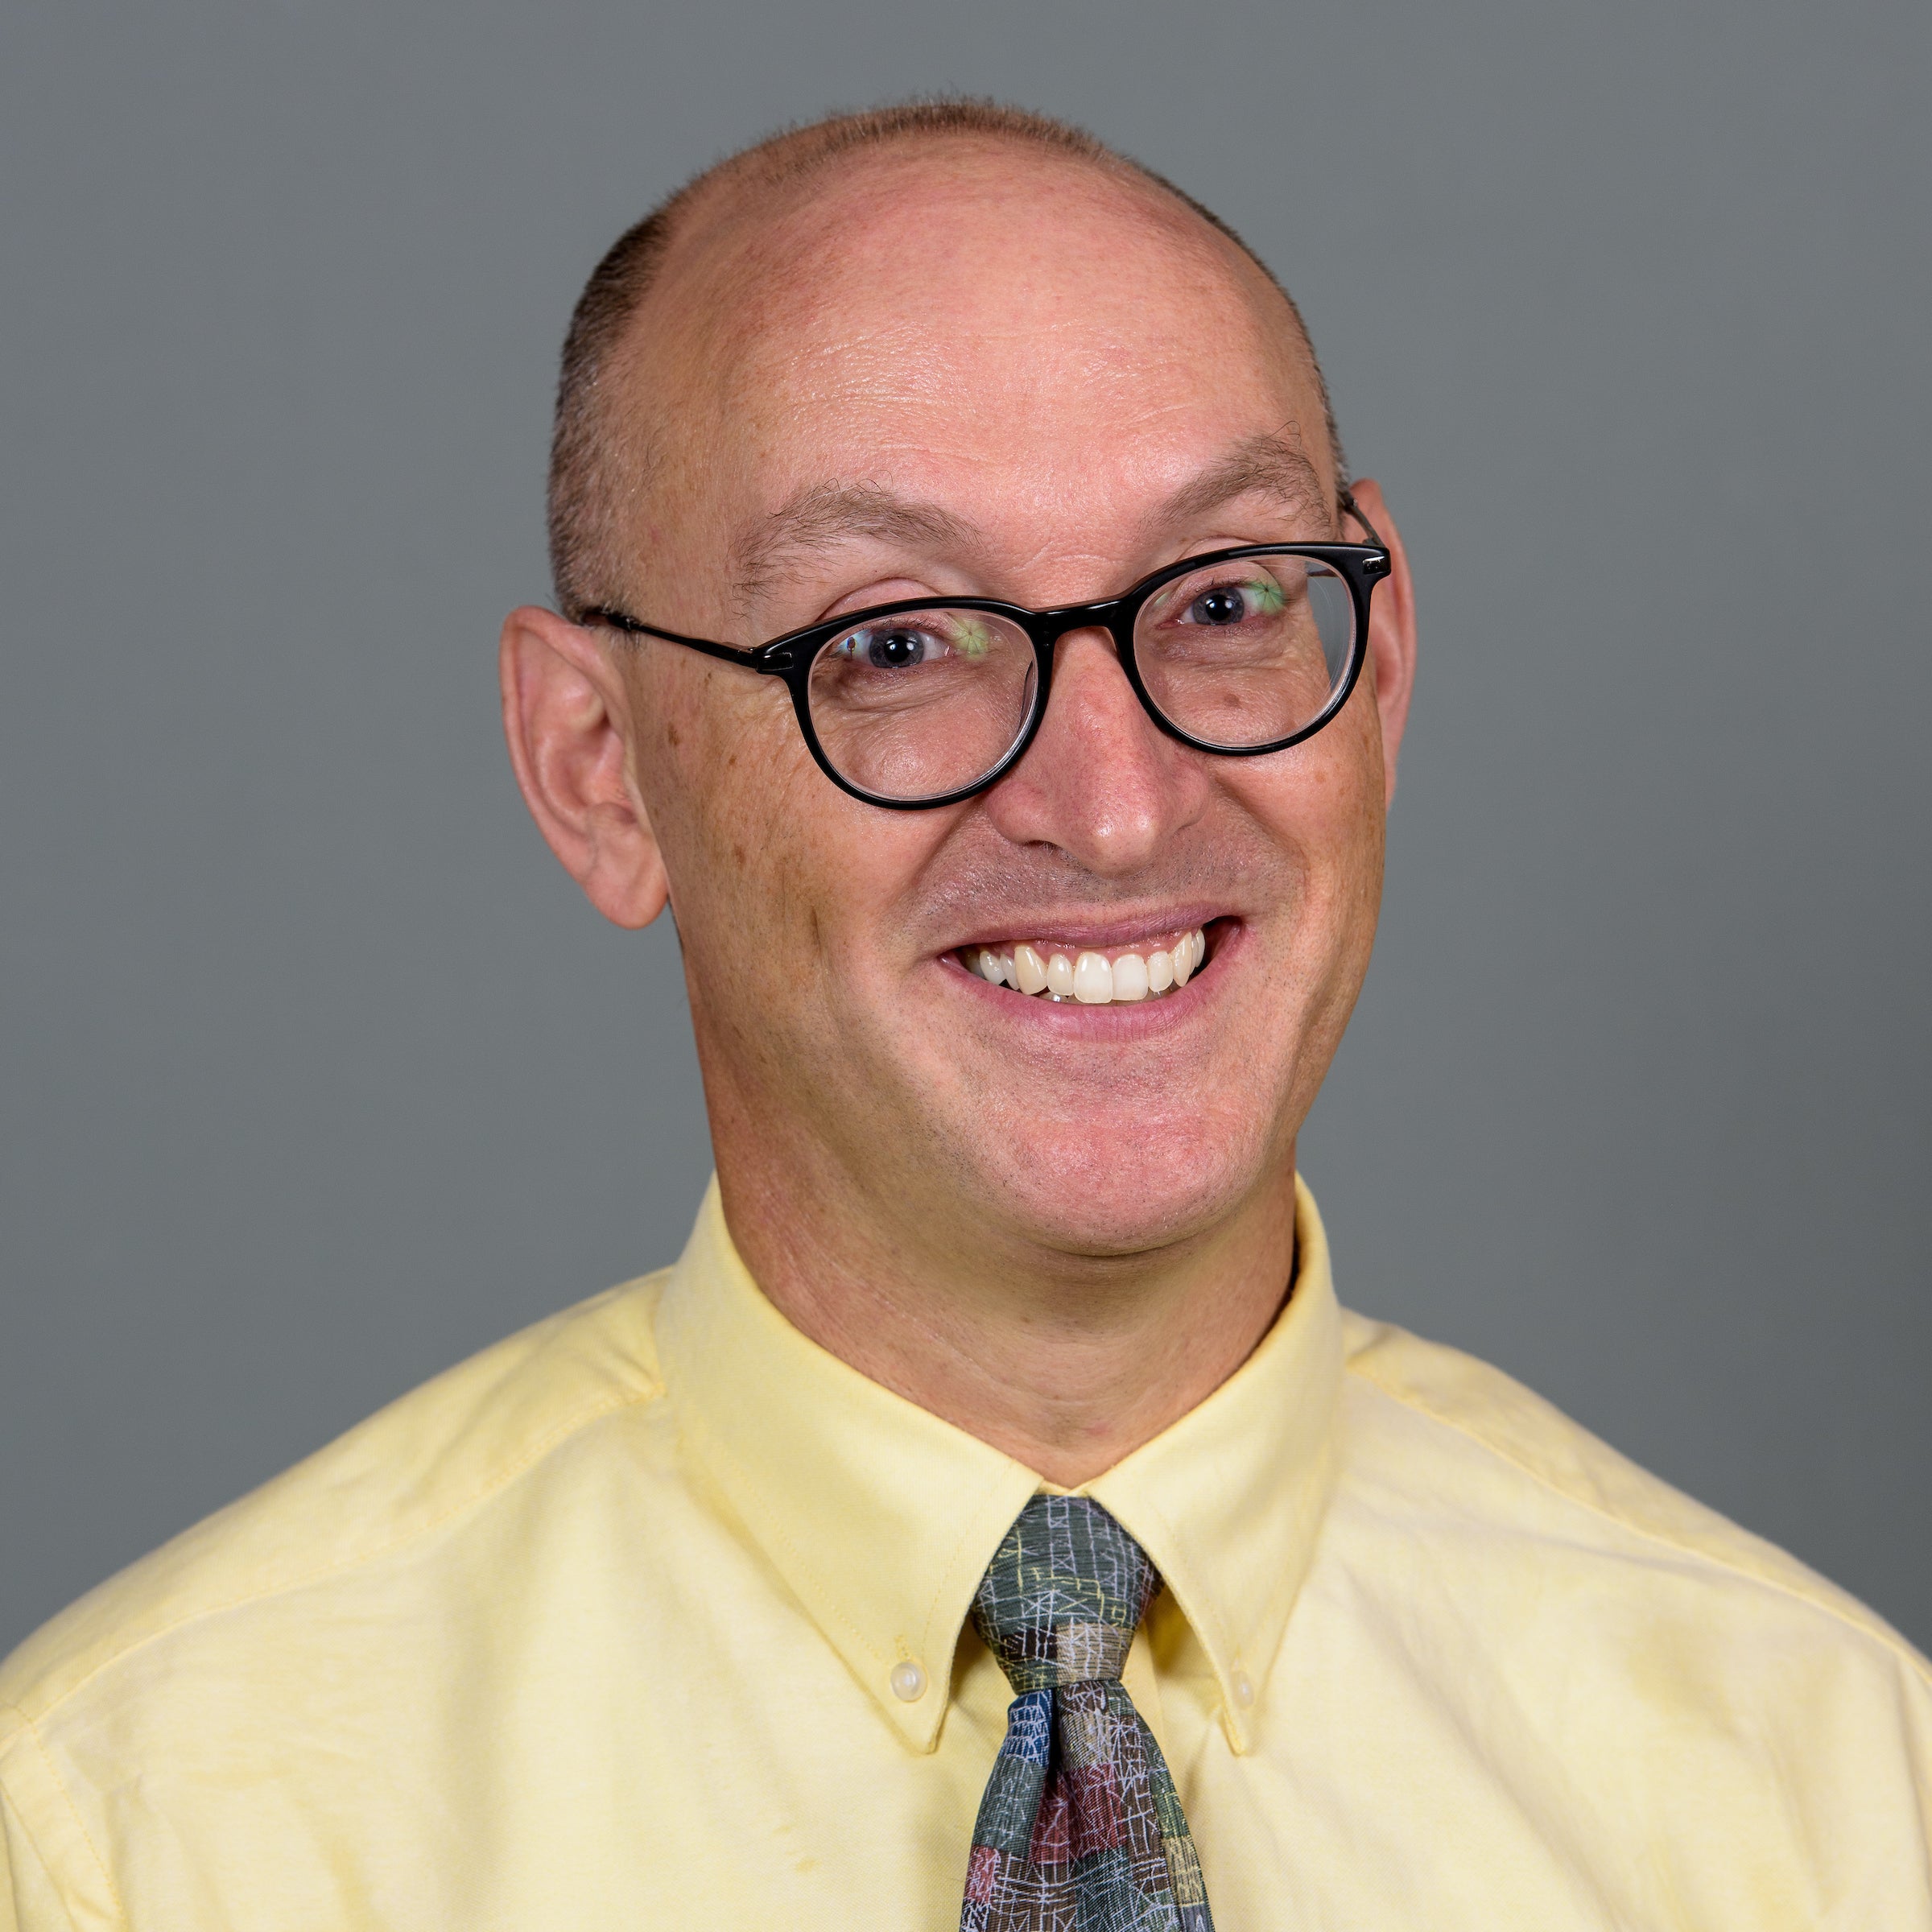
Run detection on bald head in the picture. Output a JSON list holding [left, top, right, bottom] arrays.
[[546, 100, 1343, 621]]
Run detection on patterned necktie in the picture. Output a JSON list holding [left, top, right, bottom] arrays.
[[960, 1494, 1216, 1931]]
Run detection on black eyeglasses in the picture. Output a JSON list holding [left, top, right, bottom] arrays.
[[580, 493, 1391, 810]]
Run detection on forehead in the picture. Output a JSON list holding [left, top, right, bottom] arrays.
[[627, 147, 1328, 551]]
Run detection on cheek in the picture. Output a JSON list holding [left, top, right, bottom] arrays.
[[630, 661, 801, 954], [674, 720, 824, 957], [1285, 714, 1389, 1014], [642, 667, 944, 1005], [1216, 712, 1387, 997], [1228, 704, 1385, 884]]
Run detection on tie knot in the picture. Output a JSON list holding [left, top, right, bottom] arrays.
[[970, 1495, 1160, 1694]]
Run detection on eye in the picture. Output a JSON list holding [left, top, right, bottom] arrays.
[[1190, 586, 1246, 626], [830, 625, 949, 670], [1183, 579, 1285, 626]]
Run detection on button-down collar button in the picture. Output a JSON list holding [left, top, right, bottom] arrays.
[[1232, 1668, 1255, 1709], [890, 1660, 927, 1702]]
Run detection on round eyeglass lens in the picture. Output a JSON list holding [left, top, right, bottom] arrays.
[[1133, 551, 1357, 750], [806, 607, 1038, 802]]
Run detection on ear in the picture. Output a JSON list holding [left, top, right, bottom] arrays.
[[1344, 478, 1418, 805], [498, 605, 670, 930]]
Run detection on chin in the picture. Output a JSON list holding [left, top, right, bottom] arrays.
[[968, 1104, 1279, 1258]]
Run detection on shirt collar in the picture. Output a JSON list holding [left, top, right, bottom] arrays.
[[652, 1176, 1343, 1754]]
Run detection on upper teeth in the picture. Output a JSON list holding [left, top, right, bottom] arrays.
[[968, 929, 1208, 1004]]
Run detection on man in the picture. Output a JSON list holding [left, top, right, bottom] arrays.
[[2, 99, 1926, 1930]]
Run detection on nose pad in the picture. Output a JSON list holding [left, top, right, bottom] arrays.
[[1030, 622, 1155, 741]]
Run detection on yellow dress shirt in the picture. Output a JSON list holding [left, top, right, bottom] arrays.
[[3, 1178, 1927, 1929]]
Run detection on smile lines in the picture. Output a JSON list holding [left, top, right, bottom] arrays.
[[961, 929, 1208, 1005]]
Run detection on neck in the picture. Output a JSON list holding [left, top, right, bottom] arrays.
[[712, 1148, 1301, 1488]]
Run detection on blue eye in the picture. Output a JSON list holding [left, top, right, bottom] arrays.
[[1188, 588, 1248, 626], [834, 625, 943, 670], [1183, 579, 1285, 626]]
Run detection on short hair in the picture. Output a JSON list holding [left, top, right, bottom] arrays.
[[547, 97, 1343, 621]]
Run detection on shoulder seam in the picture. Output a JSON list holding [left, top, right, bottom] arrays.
[[1344, 1356, 1932, 1690], [20, 1385, 658, 1728]]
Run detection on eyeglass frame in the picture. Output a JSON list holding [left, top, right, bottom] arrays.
[[578, 490, 1393, 811]]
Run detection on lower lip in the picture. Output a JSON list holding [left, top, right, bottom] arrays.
[[940, 924, 1240, 1034]]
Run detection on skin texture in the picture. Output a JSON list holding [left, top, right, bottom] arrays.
[[501, 139, 1417, 1483]]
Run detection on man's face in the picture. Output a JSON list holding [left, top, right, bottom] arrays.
[[599, 149, 1410, 1267]]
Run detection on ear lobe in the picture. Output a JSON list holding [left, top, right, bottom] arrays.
[[1346, 478, 1418, 805], [498, 605, 671, 930]]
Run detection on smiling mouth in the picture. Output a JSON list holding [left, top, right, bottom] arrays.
[[956, 926, 1212, 1005]]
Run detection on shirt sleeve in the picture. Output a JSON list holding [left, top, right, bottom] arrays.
[[0, 1790, 81, 1932]]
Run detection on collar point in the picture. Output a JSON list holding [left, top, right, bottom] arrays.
[[898, 1710, 946, 1755]]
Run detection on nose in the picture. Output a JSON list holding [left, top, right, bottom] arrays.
[[979, 625, 1208, 874]]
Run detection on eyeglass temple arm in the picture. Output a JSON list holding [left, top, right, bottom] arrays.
[[1335, 487, 1385, 551], [576, 607, 778, 671]]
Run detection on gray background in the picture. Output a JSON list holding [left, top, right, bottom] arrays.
[[2, 0, 1926, 1659]]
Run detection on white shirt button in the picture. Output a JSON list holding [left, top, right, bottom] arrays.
[[1232, 1669, 1255, 1708], [890, 1660, 927, 1702]]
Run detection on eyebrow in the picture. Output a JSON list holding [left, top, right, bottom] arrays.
[[731, 483, 982, 611], [728, 432, 1332, 611], [1150, 432, 1331, 534]]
